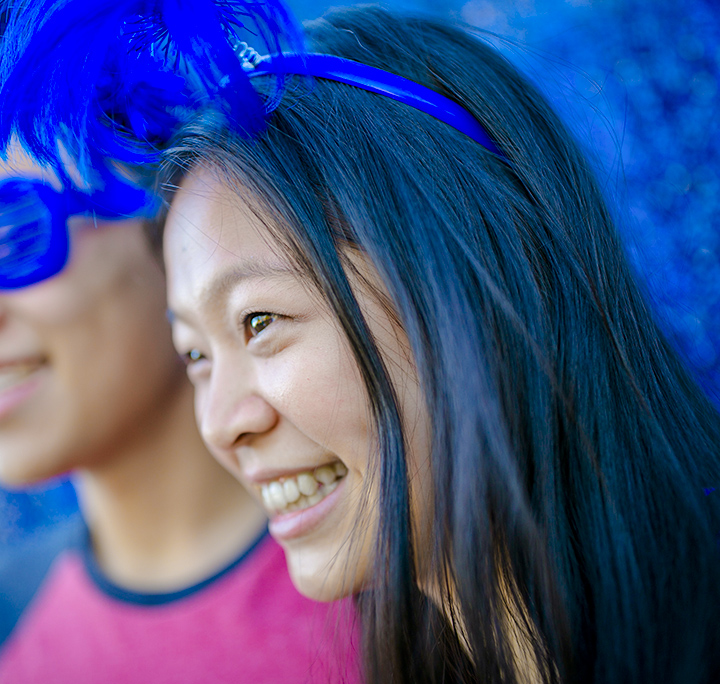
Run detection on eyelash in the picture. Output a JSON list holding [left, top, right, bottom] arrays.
[[182, 312, 281, 366]]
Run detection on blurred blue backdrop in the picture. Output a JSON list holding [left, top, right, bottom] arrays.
[[2, 0, 718, 545]]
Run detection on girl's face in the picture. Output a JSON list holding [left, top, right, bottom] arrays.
[[164, 168, 431, 600]]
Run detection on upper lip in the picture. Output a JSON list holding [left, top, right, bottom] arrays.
[[242, 458, 344, 485]]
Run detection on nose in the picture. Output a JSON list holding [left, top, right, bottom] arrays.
[[198, 372, 280, 453]]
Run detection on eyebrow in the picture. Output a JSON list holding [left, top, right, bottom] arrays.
[[168, 260, 298, 325]]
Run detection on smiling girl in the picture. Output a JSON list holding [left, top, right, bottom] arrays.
[[158, 9, 720, 683]]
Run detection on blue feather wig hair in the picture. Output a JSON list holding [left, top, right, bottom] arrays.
[[0, 0, 304, 178]]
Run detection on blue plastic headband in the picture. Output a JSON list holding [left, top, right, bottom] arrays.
[[0, 166, 159, 290], [249, 53, 503, 155]]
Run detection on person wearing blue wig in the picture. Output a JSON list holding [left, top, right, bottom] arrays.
[[0, 8, 360, 684], [2, 1, 719, 684]]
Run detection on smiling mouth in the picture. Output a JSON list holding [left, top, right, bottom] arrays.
[[259, 462, 348, 516], [0, 360, 44, 393]]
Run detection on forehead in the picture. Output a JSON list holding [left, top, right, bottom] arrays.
[[163, 167, 291, 315]]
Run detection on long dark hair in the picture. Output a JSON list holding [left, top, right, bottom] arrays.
[[161, 8, 720, 683]]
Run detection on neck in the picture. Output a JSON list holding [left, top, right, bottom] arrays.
[[75, 374, 266, 593]]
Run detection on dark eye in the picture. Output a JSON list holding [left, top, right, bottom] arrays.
[[246, 313, 278, 338], [182, 348, 206, 366]]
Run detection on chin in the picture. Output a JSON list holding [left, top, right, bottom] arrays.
[[0, 441, 69, 489], [0, 462, 47, 489], [283, 543, 368, 602]]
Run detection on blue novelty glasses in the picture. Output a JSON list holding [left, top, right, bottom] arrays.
[[0, 167, 158, 290]]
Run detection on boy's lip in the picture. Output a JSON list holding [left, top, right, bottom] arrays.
[[0, 354, 46, 370], [0, 359, 46, 419], [0, 356, 46, 390]]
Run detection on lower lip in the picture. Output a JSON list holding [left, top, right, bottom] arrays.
[[0, 371, 43, 420], [268, 476, 346, 542]]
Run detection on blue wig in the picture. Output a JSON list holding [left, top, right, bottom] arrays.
[[0, 0, 304, 175]]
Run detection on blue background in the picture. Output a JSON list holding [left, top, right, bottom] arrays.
[[2, 0, 718, 545]]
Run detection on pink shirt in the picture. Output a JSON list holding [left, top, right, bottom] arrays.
[[0, 532, 361, 684]]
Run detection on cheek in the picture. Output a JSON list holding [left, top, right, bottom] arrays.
[[267, 331, 373, 473], [34, 264, 176, 448], [47, 303, 176, 452], [11, 278, 98, 328]]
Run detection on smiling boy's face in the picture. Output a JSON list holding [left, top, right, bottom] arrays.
[[0, 150, 186, 485]]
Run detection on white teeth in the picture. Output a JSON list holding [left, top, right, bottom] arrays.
[[297, 473, 318, 496], [259, 462, 348, 516], [268, 481, 286, 509], [306, 491, 324, 506], [314, 465, 336, 485], [282, 478, 300, 503], [261, 486, 274, 509]]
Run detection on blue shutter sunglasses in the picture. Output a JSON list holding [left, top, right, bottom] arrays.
[[0, 167, 159, 290]]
